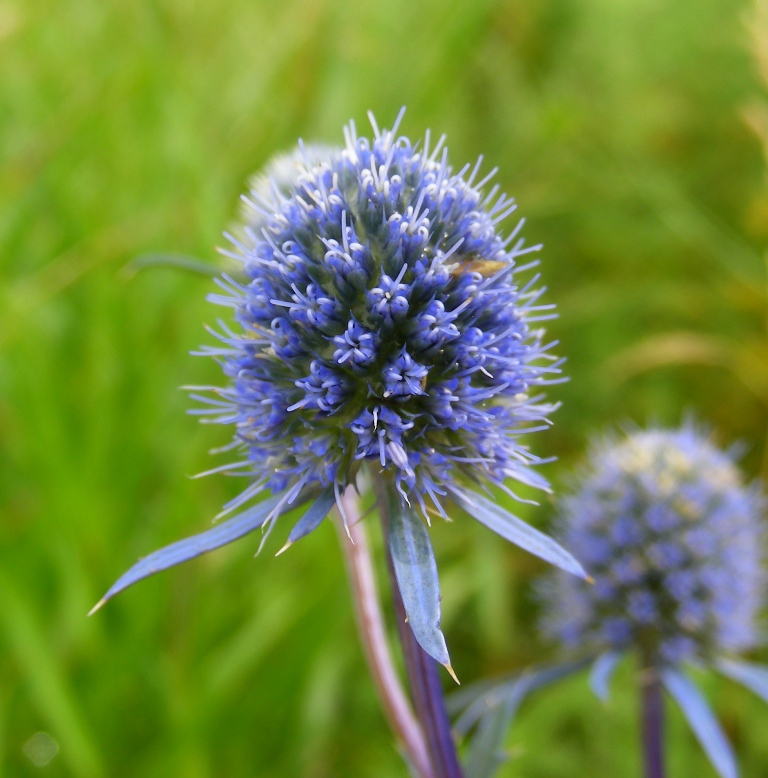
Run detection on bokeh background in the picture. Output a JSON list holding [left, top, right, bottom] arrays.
[[3, 0, 768, 775]]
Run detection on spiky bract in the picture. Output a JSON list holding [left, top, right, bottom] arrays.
[[196, 113, 560, 517]]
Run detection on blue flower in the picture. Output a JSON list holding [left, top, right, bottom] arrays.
[[92, 113, 587, 671], [542, 424, 765, 663], [199, 111, 563, 521], [455, 424, 768, 778]]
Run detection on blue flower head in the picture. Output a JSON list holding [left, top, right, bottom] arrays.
[[93, 113, 586, 672], [542, 424, 766, 664], [197, 110, 561, 519]]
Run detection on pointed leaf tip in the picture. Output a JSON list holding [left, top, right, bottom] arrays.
[[275, 540, 292, 557], [93, 490, 291, 610], [444, 663, 461, 685], [87, 599, 106, 617]]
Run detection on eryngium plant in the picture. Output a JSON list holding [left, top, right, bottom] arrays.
[[453, 425, 768, 778], [541, 425, 766, 778], [92, 111, 587, 777], [206, 118, 558, 519], [543, 425, 764, 665]]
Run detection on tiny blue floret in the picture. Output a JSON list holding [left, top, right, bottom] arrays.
[[196, 110, 562, 522]]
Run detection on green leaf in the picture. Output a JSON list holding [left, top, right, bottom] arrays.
[[461, 660, 591, 778], [463, 698, 514, 778], [451, 659, 590, 739]]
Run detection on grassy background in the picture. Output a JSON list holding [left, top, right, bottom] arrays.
[[2, 0, 768, 775]]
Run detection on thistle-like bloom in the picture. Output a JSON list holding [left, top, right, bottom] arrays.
[[453, 426, 767, 778], [543, 425, 765, 664], [200, 112, 561, 518], [530, 424, 766, 778], [93, 112, 587, 670]]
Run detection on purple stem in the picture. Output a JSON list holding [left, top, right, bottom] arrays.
[[640, 665, 666, 778]]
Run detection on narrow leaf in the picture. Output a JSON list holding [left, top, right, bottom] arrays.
[[447, 677, 513, 719], [451, 659, 590, 738], [448, 486, 588, 579], [662, 667, 738, 778], [462, 660, 590, 778], [508, 464, 551, 493], [715, 657, 768, 703], [464, 698, 514, 778], [279, 486, 336, 552], [385, 481, 451, 668], [590, 651, 622, 702], [91, 491, 289, 613]]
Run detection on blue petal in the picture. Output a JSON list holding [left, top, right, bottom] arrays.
[[662, 667, 738, 778], [715, 658, 768, 704], [447, 486, 588, 579], [90, 491, 290, 613], [286, 487, 336, 546], [384, 481, 451, 670], [590, 651, 623, 702]]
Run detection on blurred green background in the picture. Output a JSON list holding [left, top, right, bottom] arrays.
[[2, 0, 768, 775]]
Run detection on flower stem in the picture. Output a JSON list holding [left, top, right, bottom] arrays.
[[640, 664, 666, 778], [336, 488, 434, 778], [374, 479, 464, 778]]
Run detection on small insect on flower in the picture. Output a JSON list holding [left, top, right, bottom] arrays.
[[91, 110, 587, 674], [450, 257, 508, 278]]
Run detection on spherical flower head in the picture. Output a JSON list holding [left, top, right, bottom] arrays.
[[542, 425, 766, 665], [200, 111, 560, 514]]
